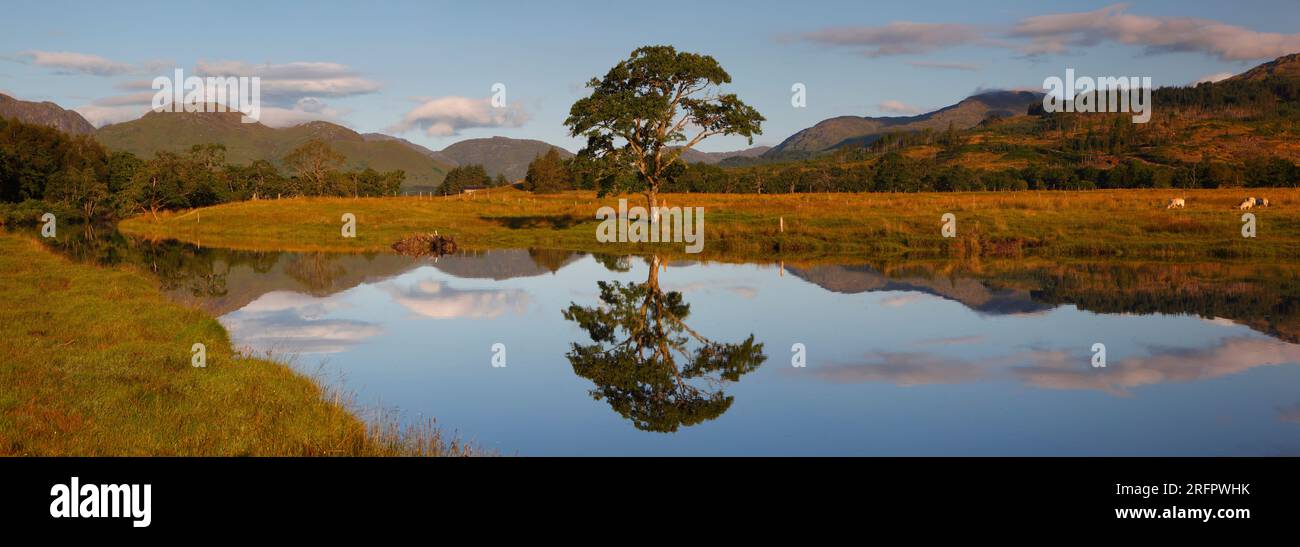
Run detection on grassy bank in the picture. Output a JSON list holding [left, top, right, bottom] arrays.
[[118, 187, 1300, 262], [0, 233, 474, 456]]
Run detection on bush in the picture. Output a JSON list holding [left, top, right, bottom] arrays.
[[0, 199, 81, 226]]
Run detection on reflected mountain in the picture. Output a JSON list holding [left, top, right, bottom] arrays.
[[789, 260, 1300, 343], [39, 228, 1300, 346], [1024, 262, 1300, 344], [563, 256, 767, 432], [430, 249, 584, 280], [788, 264, 1052, 315], [41, 229, 581, 315]]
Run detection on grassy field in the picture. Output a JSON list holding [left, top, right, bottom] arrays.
[[118, 187, 1300, 262], [0, 233, 476, 456]]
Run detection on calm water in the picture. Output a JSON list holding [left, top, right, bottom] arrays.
[[44, 229, 1300, 455]]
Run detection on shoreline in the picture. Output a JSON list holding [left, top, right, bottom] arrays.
[[0, 232, 475, 456]]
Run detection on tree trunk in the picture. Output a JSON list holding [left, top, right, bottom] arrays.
[[646, 187, 658, 226]]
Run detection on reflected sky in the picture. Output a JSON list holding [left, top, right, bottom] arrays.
[[203, 252, 1300, 456], [34, 227, 1300, 454]]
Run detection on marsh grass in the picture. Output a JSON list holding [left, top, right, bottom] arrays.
[[118, 187, 1300, 263], [0, 233, 484, 456]]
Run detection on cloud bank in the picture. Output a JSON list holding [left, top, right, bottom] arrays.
[[388, 96, 529, 137]]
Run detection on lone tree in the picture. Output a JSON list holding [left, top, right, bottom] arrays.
[[565, 45, 763, 216], [562, 256, 766, 432]]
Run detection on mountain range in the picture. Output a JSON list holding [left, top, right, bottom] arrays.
[[677, 145, 772, 165], [0, 93, 95, 135], [436, 136, 575, 180], [6, 54, 1299, 189], [763, 90, 1042, 160], [91, 110, 453, 189], [0, 90, 1036, 188], [1229, 52, 1300, 83]]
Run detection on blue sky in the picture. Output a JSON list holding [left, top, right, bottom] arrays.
[[3, 0, 1299, 152]]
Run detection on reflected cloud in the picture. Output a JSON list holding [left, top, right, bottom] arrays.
[[913, 335, 986, 347], [1014, 337, 1300, 396], [222, 291, 381, 355], [881, 293, 933, 308], [815, 352, 986, 386], [665, 279, 759, 299], [239, 290, 344, 317], [382, 278, 531, 319], [812, 337, 1300, 395]]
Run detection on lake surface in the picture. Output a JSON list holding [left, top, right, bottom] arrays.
[[44, 229, 1300, 455]]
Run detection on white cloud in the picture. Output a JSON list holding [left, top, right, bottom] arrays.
[[792, 22, 985, 57], [194, 60, 381, 102], [76, 91, 159, 127], [112, 79, 158, 92], [1193, 72, 1235, 85], [878, 100, 924, 115], [76, 89, 347, 128], [790, 6, 1300, 64], [18, 50, 133, 76], [908, 60, 980, 71], [76, 61, 363, 127], [1009, 4, 1300, 61], [91, 91, 155, 107], [388, 95, 530, 137], [75, 102, 152, 127], [256, 97, 351, 128]]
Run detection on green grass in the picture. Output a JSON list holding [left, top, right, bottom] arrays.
[[118, 187, 1300, 262], [0, 233, 477, 456]]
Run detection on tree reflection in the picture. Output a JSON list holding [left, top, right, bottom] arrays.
[[563, 256, 766, 432]]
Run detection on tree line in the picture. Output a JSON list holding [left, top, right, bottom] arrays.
[[436, 164, 509, 195], [518, 147, 1300, 195], [1, 116, 404, 223]]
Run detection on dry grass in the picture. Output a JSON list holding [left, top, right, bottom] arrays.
[[118, 187, 1300, 262], [0, 233, 483, 456]]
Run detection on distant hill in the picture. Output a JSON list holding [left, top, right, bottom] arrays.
[[696, 53, 1300, 194], [0, 93, 95, 135], [765, 90, 1042, 159], [677, 145, 771, 164], [900, 53, 1300, 170], [95, 111, 453, 189], [361, 132, 460, 169], [1228, 53, 1300, 83], [438, 136, 574, 180]]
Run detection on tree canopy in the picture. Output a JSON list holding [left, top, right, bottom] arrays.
[[565, 45, 764, 209]]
